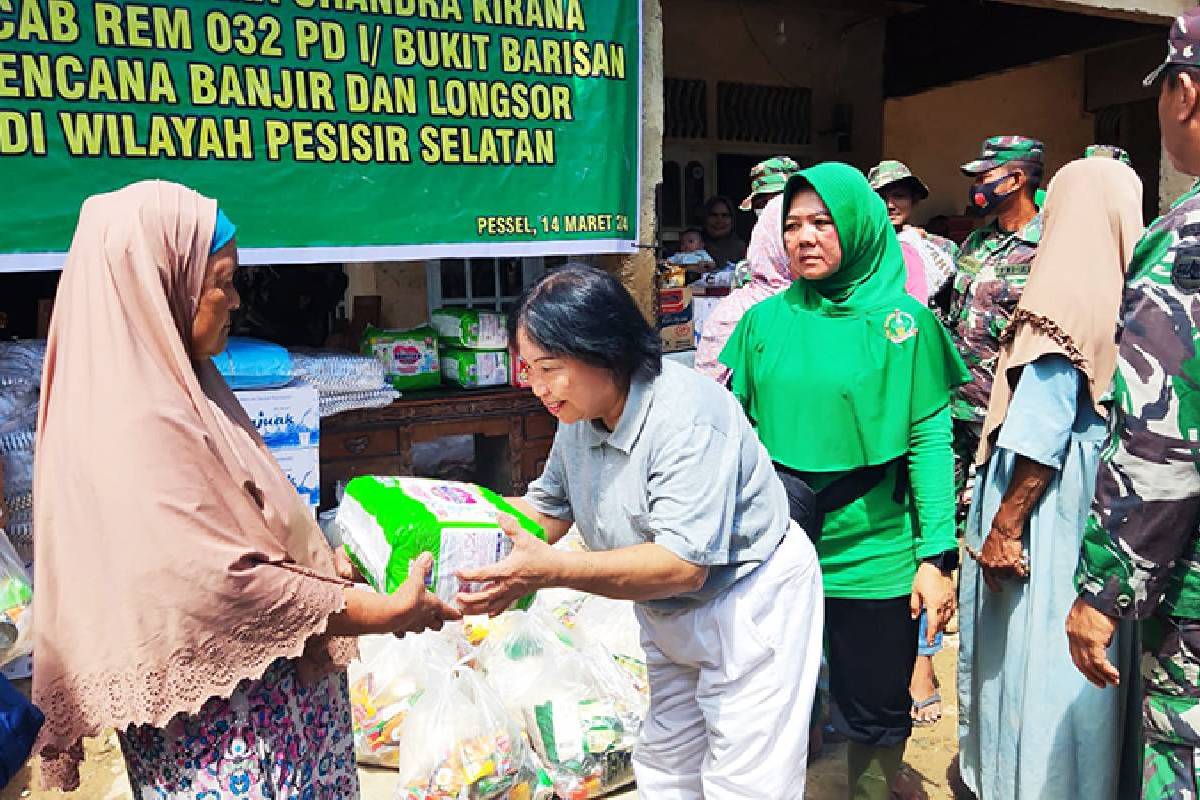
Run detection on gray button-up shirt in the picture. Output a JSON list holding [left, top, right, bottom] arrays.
[[524, 360, 790, 611]]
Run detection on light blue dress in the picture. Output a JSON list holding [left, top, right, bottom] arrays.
[[957, 355, 1139, 800]]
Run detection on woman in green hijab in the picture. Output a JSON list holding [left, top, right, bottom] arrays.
[[720, 163, 967, 800]]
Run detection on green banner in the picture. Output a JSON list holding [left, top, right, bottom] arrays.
[[0, 0, 641, 270]]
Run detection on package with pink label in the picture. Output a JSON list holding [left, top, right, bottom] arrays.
[[361, 325, 441, 391], [333, 476, 545, 607]]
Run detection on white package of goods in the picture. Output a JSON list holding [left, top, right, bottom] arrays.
[[431, 308, 508, 350], [234, 380, 320, 450], [270, 446, 319, 511], [0, 340, 46, 389], [0, 528, 32, 668], [234, 381, 321, 512], [361, 326, 441, 392], [395, 665, 533, 800], [348, 630, 459, 768], [333, 476, 544, 607], [476, 611, 643, 798], [0, 431, 35, 563], [317, 388, 399, 418], [290, 351, 393, 395], [441, 348, 509, 389]]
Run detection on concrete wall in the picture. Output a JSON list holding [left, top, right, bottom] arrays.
[[600, 0, 662, 319], [345, 261, 428, 329], [662, 0, 887, 169], [882, 55, 1095, 222]]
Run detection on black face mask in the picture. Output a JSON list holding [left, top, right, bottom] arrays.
[[968, 173, 1017, 217]]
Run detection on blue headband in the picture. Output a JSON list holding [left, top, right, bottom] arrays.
[[210, 208, 236, 254]]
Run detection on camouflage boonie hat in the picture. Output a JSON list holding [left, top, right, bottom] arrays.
[[1144, 9, 1200, 87], [739, 155, 801, 210], [1085, 144, 1132, 166], [867, 160, 930, 200], [961, 136, 1045, 176]]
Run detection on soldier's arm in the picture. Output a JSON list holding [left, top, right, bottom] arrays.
[[1076, 279, 1200, 619]]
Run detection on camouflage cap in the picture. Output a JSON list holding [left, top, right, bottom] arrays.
[[867, 160, 930, 200], [739, 155, 802, 210], [1085, 144, 1132, 166], [960, 135, 1045, 176], [1144, 9, 1200, 87]]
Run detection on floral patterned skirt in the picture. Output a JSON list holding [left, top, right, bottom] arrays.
[[118, 659, 359, 800]]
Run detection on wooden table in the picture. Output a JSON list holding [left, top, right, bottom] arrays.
[[319, 386, 556, 508]]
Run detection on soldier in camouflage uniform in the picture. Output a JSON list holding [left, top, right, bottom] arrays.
[[950, 136, 1046, 522], [1067, 10, 1200, 797]]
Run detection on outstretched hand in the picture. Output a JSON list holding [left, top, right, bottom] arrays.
[[456, 514, 561, 617]]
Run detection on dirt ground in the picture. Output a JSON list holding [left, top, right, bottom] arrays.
[[1, 637, 964, 800]]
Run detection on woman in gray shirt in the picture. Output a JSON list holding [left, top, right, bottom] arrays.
[[457, 266, 823, 800]]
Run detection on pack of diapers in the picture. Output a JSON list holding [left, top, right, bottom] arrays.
[[335, 476, 545, 606]]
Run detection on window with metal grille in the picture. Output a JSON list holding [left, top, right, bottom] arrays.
[[716, 82, 812, 145], [425, 256, 594, 313], [426, 258, 543, 313], [665, 78, 707, 139]]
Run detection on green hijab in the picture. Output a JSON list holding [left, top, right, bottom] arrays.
[[719, 162, 968, 472]]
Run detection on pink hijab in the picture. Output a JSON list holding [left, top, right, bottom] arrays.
[[900, 241, 930, 303], [32, 181, 353, 790], [695, 195, 791, 383]]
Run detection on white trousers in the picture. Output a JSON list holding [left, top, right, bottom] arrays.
[[632, 526, 824, 799]]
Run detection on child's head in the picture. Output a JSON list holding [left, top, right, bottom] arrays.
[[679, 228, 704, 253]]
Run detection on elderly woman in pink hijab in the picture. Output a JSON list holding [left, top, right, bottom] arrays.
[[31, 181, 459, 795], [695, 194, 791, 383]]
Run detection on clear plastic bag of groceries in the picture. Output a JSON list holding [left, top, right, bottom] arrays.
[[395, 664, 531, 800], [0, 528, 32, 668], [475, 610, 642, 798], [348, 630, 459, 768], [571, 596, 650, 708]]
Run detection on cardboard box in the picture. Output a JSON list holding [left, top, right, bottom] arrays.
[[510, 349, 532, 388], [660, 322, 695, 353], [692, 295, 723, 347], [235, 381, 321, 512], [658, 287, 692, 316], [235, 381, 320, 450], [270, 446, 320, 512]]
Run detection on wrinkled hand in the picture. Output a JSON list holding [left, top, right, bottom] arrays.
[[911, 562, 956, 645], [967, 510, 1028, 591], [456, 514, 561, 617], [333, 547, 364, 583], [387, 552, 462, 635], [1066, 597, 1120, 689]]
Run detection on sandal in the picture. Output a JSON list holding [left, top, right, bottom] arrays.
[[911, 692, 942, 726]]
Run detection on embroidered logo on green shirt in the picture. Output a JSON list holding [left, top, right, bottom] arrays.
[[884, 310, 918, 344]]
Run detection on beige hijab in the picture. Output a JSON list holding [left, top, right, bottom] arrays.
[[32, 181, 353, 790], [977, 158, 1143, 464]]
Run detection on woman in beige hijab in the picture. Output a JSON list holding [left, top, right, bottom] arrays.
[[956, 158, 1143, 800], [31, 181, 459, 795]]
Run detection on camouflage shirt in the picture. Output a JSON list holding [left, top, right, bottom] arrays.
[[1076, 182, 1200, 621], [948, 213, 1044, 422]]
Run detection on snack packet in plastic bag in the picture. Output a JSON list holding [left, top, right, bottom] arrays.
[[571, 597, 649, 705], [475, 611, 642, 798], [348, 631, 459, 768], [0, 530, 31, 668], [395, 665, 530, 800]]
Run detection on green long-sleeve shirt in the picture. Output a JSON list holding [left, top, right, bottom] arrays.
[[802, 405, 956, 599]]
